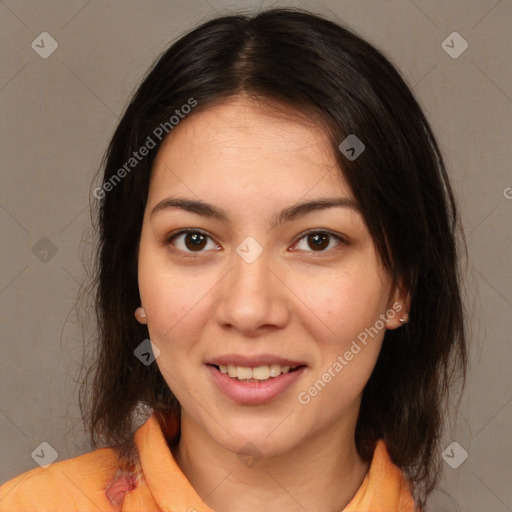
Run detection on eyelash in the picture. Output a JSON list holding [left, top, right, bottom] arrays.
[[163, 229, 347, 258]]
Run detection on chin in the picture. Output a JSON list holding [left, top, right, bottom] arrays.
[[209, 420, 300, 459]]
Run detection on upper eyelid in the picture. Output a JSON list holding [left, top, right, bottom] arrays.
[[164, 228, 215, 244]]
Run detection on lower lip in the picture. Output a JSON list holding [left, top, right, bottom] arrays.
[[206, 365, 306, 405]]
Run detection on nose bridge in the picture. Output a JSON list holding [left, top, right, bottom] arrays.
[[229, 236, 273, 302], [216, 235, 287, 332]]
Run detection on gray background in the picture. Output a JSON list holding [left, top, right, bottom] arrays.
[[1, 1, 511, 511]]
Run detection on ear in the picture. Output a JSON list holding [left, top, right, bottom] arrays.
[[134, 306, 147, 325], [385, 277, 411, 330]]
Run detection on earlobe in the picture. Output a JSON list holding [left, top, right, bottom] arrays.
[[385, 307, 408, 330], [134, 306, 147, 324], [386, 280, 411, 330], [397, 311, 409, 325]]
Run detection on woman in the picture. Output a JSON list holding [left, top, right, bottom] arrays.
[[0, 7, 468, 512]]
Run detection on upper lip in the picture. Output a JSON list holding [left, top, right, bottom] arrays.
[[206, 354, 307, 368]]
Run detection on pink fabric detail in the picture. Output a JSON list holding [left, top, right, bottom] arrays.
[[105, 471, 138, 506]]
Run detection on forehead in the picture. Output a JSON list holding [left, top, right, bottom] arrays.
[[148, 97, 353, 207]]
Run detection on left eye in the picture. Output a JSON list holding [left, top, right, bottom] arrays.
[[292, 231, 345, 253], [164, 229, 345, 255]]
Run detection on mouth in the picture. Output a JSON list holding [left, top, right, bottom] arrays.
[[208, 363, 305, 383], [205, 359, 308, 404]]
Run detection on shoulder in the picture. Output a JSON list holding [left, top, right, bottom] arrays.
[[0, 447, 122, 512]]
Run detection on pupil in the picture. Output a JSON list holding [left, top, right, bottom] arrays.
[[185, 233, 206, 251], [309, 233, 328, 251]]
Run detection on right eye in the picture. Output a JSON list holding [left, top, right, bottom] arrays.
[[164, 229, 220, 255]]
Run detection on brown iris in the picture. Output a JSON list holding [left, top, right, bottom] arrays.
[[184, 232, 208, 251], [306, 233, 330, 251]]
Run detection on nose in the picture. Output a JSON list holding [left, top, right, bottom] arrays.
[[215, 244, 290, 336]]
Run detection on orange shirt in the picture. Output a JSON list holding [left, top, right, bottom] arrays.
[[0, 413, 417, 511]]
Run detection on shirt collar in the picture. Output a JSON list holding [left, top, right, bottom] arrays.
[[123, 412, 415, 512]]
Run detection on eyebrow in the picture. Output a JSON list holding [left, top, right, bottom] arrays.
[[150, 196, 361, 225]]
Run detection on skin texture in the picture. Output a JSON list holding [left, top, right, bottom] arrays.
[[136, 95, 409, 512]]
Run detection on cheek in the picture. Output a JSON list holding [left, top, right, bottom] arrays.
[[137, 248, 216, 354], [141, 276, 203, 341], [298, 280, 387, 413], [291, 263, 386, 344], [138, 245, 185, 336]]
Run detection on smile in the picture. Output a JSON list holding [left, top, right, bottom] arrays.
[[206, 363, 307, 405], [215, 363, 301, 382]]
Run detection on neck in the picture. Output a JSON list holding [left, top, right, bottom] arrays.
[[172, 411, 370, 512]]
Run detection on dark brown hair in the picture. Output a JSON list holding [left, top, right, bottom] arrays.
[[79, 7, 469, 509]]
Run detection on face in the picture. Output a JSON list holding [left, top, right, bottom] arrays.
[[137, 96, 406, 458]]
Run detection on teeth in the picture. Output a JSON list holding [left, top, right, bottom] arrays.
[[227, 364, 237, 378], [236, 366, 253, 380], [252, 365, 270, 380], [269, 364, 282, 377], [217, 364, 297, 381]]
